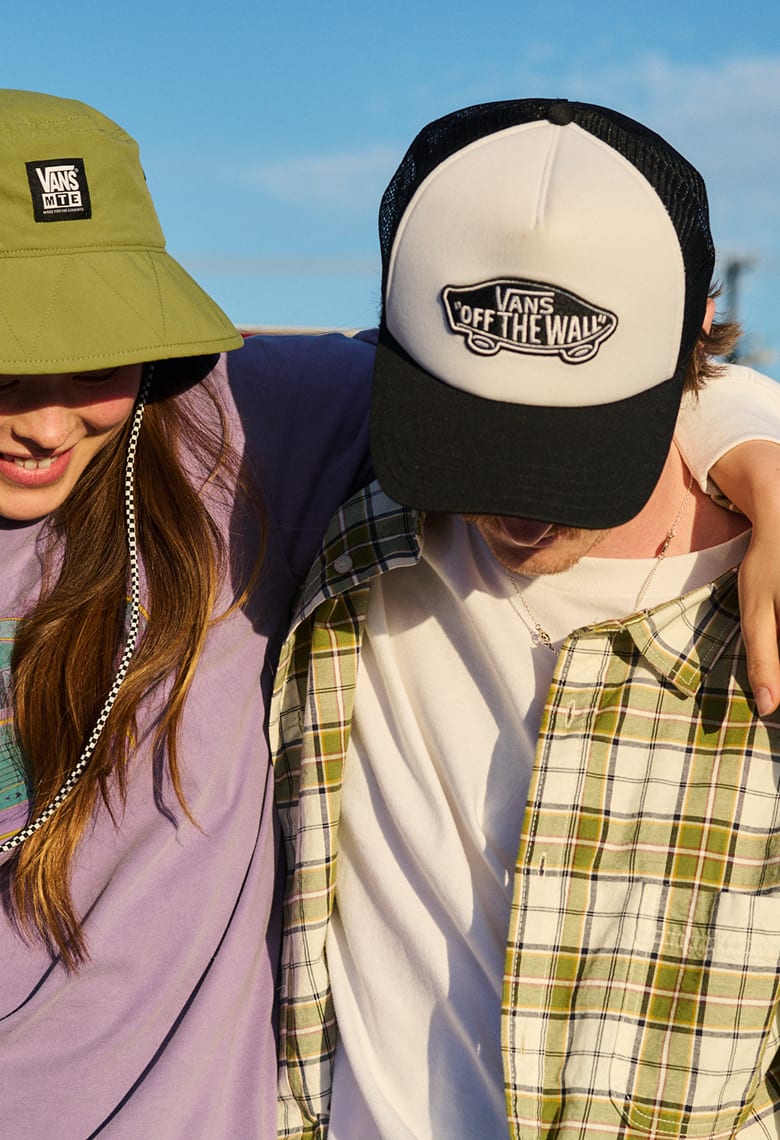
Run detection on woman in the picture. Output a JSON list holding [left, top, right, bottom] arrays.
[[0, 90, 373, 1138], [1, 90, 778, 1139]]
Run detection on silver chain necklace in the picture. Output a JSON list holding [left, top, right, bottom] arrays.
[[0, 364, 152, 855], [506, 472, 694, 655]]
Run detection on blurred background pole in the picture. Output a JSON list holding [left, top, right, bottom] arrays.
[[723, 256, 756, 363]]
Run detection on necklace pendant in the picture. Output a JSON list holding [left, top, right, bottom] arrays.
[[534, 625, 554, 651], [507, 571, 558, 654]]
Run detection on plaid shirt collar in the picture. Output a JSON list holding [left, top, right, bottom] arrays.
[[290, 480, 422, 627], [291, 479, 742, 689], [576, 572, 741, 695]]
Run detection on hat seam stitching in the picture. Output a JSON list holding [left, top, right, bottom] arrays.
[[149, 252, 167, 342], [0, 339, 235, 366], [0, 244, 166, 256], [29, 256, 69, 356], [535, 126, 560, 228]]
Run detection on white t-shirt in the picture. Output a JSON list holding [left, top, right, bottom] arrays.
[[327, 515, 750, 1140]]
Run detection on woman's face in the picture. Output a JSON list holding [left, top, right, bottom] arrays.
[[0, 364, 143, 521]]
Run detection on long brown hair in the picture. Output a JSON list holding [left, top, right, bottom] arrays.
[[6, 370, 257, 968]]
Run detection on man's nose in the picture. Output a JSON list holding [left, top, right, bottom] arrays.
[[497, 517, 555, 545]]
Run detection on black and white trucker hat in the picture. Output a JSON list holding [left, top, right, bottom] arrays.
[[370, 98, 715, 528]]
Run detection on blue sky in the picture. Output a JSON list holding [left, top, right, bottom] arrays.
[[5, 0, 780, 377]]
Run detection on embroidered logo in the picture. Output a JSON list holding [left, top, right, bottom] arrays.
[[441, 279, 618, 364], [25, 157, 92, 222]]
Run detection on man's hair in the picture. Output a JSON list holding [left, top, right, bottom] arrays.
[[686, 293, 741, 394]]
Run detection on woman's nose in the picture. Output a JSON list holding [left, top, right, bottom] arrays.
[[10, 404, 76, 452]]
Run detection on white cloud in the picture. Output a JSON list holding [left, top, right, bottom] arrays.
[[240, 145, 399, 209], [182, 254, 378, 277], [555, 52, 780, 365], [218, 52, 780, 369], [553, 53, 780, 229], [234, 54, 780, 239]]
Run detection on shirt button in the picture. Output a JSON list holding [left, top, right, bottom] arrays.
[[334, 554, 353, 574]]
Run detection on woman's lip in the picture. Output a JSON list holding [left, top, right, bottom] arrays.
[[0, 448, 72, 487]]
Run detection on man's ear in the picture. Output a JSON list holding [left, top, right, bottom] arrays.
[[703, 296, 716, 334]]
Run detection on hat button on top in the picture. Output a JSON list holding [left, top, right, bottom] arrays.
[[547, 100, 575, 126], [334, 554, 353, 574]]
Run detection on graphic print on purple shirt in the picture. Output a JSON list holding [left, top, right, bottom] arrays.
[[0, 620, 30, 842]]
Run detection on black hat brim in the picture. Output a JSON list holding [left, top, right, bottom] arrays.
[[370, 328, 686, 531]]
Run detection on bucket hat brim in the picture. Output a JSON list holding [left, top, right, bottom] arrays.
[[0, 247, 242, 374]]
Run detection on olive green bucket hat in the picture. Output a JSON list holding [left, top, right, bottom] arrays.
[[0, 89, 243, 374]]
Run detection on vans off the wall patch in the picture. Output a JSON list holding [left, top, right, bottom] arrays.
[[25, 157, 92, 222], [441, 279, 618, 364]]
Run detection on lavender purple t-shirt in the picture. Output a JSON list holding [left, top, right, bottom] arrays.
[[0, 332, 375, 1138]]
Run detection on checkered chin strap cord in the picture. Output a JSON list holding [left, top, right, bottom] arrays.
[[0, 363, 153, 856]]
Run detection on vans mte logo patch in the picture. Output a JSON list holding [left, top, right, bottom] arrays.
[[25, 158, 92, 222], [442, 279, 618, 364]]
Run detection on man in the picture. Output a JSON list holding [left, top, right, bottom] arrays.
[[272, 100, 780, 1139]]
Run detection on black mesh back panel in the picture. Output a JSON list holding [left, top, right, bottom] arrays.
[[378, 99, 715, 372]]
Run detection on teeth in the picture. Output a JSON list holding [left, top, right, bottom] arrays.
[[11, 457, 55, 470]]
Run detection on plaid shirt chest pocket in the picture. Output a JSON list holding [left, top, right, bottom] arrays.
[[609, 881, 780, 1137]]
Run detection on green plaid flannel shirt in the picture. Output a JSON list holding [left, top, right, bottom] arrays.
[[270, 481, 780, 1140]]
